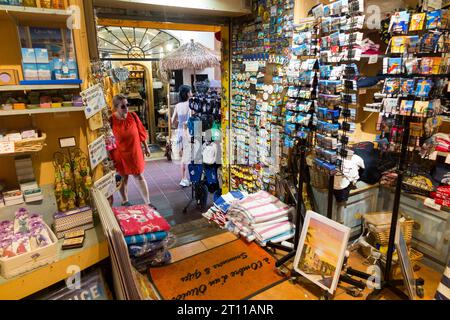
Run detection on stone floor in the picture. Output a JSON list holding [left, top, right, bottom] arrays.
[[112, 158, 221, 247]]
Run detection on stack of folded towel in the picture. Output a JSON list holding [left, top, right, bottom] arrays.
[[112, 204, 172, 272], [225, 191, 295, 246], [202, 190, 248, 227]]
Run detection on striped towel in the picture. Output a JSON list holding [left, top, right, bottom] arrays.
[[253, 221, 294, 242], [434, 260, 450, 300]]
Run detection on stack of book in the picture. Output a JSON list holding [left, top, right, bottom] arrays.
[[3, 190, 24, 206], [15, 156, 42, 203], [53, 206, 94, 239]]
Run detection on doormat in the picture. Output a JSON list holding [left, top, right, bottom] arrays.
[[149, 240, 286, 300]]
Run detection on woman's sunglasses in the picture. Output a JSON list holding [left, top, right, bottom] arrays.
[[120, 103, 130, 110]]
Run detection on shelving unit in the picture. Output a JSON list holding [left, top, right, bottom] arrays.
[[0, 84, 80, 91], [0, 107, 84, 116], [0, 4, 70, 24], [0, 184, 109, 299]]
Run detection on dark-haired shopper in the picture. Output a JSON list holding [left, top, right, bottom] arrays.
[[171, 85, 192, 187]]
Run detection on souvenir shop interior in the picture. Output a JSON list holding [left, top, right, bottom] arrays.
[[0, 0, 449, 301]]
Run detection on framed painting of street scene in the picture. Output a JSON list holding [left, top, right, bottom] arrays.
[[293, 210, 351, 294]]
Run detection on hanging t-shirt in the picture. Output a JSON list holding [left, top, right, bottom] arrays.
[[334, 154, 365, 190]]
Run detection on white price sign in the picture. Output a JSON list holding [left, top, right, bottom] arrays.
[[80, 83, 107, 119], [88, 135, 108, 169], [94, 171, 116, 199]]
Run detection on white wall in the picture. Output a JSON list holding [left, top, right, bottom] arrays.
[[164, 30, 221, 86]]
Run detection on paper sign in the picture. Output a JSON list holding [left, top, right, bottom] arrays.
[[0, 141, 15, 154], [368, 55, 378, 64], [94, 171, 116, 199], [80, 84, 107, 119], [59, 136, 76, 148], [88, 135, 108, 169], [243, 61, 259, 72]]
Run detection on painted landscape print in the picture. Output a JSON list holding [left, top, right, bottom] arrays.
[[297, 216, 347, 290]]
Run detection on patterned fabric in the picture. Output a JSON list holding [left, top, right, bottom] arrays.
[[124, 231, 168, 245], [113, 205, 171, 236], [435, 260, 450, 300]]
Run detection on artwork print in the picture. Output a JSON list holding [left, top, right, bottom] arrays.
[[294, 210, 350, 294]]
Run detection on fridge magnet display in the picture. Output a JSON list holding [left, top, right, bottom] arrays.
[[293, 210, 351, 294]]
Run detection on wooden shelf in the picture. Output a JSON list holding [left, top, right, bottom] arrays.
[[0, 5, 70, 24], [0, 107, 84, 116], [0, 84, 80, 91], [0, 184, 109, 299]]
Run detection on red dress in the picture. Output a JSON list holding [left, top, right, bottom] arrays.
[[110, 112, 147, 176]]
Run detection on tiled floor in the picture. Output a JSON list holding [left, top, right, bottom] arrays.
[[166, 233, 442, 300], [113, 159, 220, 246]]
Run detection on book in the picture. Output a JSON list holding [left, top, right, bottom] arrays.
[[409, 13, 426, 31], [384, 58, 403, 74], [389, 11, 410, 34], [415, 79, 433, 97], [426, 10, 442, 29], [56, 223, 94, 239], [391, 36, 407, 53], [400, 100, 414, 115], [413, 101, 430, 116], [400, 79, 415, 95], [64, 230, 85, 239], [62, 236, 85, 250]]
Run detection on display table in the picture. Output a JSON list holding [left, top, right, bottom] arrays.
[[0, 185, 109, 299]]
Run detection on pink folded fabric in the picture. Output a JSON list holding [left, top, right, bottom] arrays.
[[113, 205, 171, 236]]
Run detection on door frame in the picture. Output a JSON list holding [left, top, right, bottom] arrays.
[[96, 18, 231, 192]]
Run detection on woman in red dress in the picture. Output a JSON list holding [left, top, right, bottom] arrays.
[[110, 94, 155, 208]]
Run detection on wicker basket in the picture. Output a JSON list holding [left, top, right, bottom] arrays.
[[392, 247, 424, 278], [364, 211, 414, 246], [14, 133, 47, 153]]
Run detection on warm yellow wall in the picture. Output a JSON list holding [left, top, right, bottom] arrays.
[[0, 1, 92, 189]]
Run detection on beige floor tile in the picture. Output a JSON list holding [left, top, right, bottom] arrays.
[[201, 232, 238, 249], [169, 241, 208, 262]]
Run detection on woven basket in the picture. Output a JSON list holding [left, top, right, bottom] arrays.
[[14, 133, 47, 153], [367, 218, 414, 247], [392, 247, 424, 278]]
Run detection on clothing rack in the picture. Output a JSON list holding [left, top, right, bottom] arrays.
[[183, 92, 222, 213]]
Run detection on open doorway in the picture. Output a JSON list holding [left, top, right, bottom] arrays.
[[96, 21, 226, 245]]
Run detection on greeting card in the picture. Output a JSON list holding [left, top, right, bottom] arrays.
[[389, 11, 410, 34], [426, 10, 442, 29], [409, 13, 426, 31], [400, 79, 415, 95], [400, 100, 414, 115], [415, 79, 433, 97]]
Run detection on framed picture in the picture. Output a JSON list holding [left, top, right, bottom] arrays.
[[395, 224, 416, 300], [293, 210, 351, 294]]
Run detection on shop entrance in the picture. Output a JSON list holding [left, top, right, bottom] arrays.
[[96, 19, 227, 246]]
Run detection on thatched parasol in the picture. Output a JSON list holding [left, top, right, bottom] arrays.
[[159, 39, 220, 83]]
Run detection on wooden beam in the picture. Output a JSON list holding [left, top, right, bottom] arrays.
[[83, 0, 99, 60], [97, 18, 222, 32], [147, 62, 156, 144]]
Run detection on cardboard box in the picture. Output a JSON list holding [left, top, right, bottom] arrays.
[[67, 58, 77, 70], [21, 48, 36, 64], [37, 63, 52, 80], [34, 48, 49, 63], [23, 63, 38, 80]]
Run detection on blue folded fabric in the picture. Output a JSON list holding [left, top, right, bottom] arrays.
[[124, 231, 168, 245]]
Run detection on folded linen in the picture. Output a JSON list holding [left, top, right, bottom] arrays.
[[124, 231, 168, 245]]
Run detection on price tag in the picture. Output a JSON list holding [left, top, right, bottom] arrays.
[[368, 55, 378, 64]]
